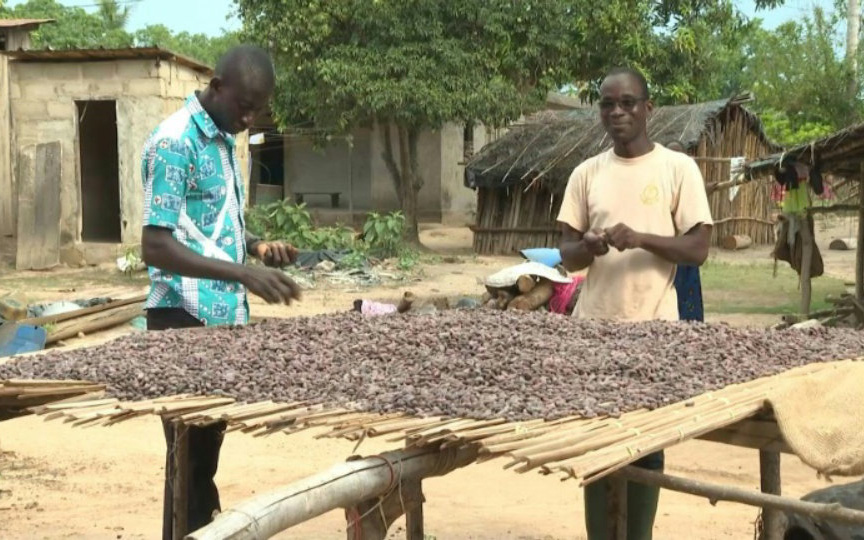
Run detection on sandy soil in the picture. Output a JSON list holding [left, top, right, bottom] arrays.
[[0, 223, 857, 538]]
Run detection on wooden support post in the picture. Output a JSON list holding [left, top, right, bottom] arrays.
[[759, 450, 783, 540], [856, 163, 864, 301], [404, 479, 425, 540], [607, 474, 628, 540], [172, 423, 191, 540], [800, 214, 814, 316]]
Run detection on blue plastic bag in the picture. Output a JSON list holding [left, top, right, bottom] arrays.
[[0, 323, 47, 357], [520, 248, 562, 268]]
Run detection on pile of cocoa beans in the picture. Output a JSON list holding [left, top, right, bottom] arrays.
[[2, 311, 864, 420]]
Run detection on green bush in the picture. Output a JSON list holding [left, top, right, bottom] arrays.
[[245, 200, 356, 251], [363, 211, 405, 258], [245, 203, 414, 269]]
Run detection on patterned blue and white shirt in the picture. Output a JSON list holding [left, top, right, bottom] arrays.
[[141, 93, 249, 326]]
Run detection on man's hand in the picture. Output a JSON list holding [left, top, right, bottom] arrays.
[[583, 228, 610, 256], [605, 224, 643, 252], [240, 266, 302, 305], [252, 241, 299, 268]]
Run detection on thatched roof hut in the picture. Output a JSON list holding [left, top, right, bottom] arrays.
[[465, 96, 780, 254]]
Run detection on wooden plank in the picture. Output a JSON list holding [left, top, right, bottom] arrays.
[[16, 142, 61, 270]]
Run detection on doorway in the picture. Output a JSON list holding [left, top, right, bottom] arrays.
[[76, 100, 121, 242]]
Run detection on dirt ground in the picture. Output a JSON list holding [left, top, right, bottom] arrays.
[[0, 223, 857, 539]]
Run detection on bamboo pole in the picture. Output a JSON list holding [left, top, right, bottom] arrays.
[[186, 445, 479, 540], [618, 466, 864, 527]]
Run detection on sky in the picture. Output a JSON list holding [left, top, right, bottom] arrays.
[[4, 0, 840, 36], [7, 0, 241, 36]]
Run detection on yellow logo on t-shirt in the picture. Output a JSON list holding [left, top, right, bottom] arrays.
[[640, 184, 660, 205]]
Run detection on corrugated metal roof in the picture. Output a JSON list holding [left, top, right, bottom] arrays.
[[3, 46, 212, 75], [0, 18, 54, 29]]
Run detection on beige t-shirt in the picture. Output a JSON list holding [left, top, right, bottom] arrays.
[[557, 144, 713, 321]]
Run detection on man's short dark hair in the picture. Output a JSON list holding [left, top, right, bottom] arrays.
[[215, 45, 275, 89], [604, 67, 650, 99]]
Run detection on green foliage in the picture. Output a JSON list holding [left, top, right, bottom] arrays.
[[362, 211, 405, 258], [245, 200, 356, 251], [0, 0, 237, 67], [758, 109, 835, 146], [739, 8, 861, 140]]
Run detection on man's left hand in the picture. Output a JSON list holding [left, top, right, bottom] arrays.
[[253, 241, 299, 268], [604, 224, 643, 251]]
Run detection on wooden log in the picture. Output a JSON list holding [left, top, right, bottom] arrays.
[[759, 450, 783, 540], [829, 237, 858, 251], [21, 294, 148, 327], [47, 304, 144, 344], [186, 445, 479, 540], [618, 465, 864, 527], [720, 234, 753, 250], [516, 275, 536, 294], [508, 278, 554, 311]]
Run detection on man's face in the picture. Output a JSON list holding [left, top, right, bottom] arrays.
[[209, 75, 273, 135], [598, 74, 652, 144]]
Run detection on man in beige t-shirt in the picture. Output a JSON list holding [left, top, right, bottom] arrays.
[[557, 68, 713, 539]]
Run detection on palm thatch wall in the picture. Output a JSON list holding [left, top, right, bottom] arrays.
[[465, 97, 780, 255]]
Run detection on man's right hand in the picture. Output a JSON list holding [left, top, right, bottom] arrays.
[[583, 229, 610, 256], [240, 266, 302, 305]]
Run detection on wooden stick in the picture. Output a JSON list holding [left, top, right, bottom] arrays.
[[618, 466, 864, 527]]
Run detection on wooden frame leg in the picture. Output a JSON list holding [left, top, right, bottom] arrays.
[[403, 479, 424, 540], [759, 450, 784, 540], [172, 423, 191, 540], [345, 479, 425, 540], [608, 474, 628, 540]]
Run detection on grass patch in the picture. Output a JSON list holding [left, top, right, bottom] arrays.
[[701, 260, 846, 315]]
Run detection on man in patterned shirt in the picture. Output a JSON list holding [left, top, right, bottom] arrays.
[[140, 45, 300, 537]]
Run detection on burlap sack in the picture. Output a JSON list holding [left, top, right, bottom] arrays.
[[769, 362, 864, 477]]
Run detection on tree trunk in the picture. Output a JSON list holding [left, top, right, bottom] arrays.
[[848, 0, 860, 99], [380, 121, 423, 245]]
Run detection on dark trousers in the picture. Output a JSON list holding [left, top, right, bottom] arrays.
[[584, 451, 664, 539], [147, 308, 225, 539]]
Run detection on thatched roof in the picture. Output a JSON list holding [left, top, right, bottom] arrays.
[[465, 96, 776, 192], [747, 122, 864, 179]]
